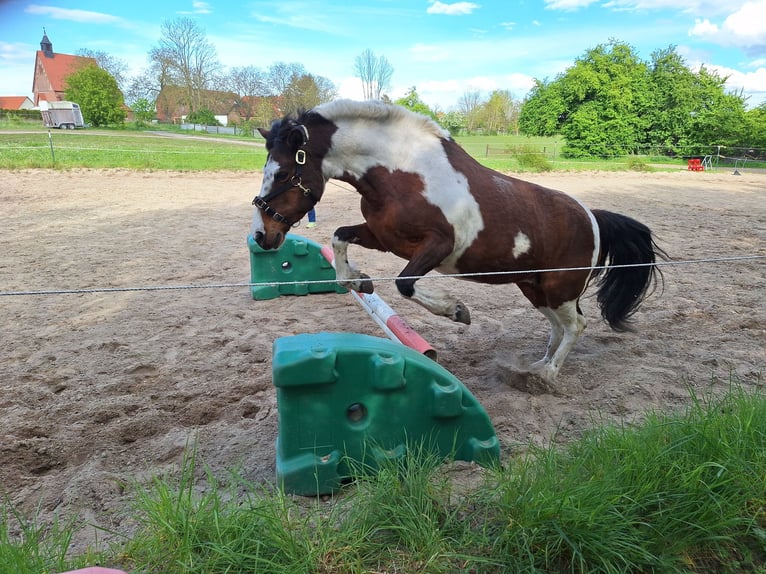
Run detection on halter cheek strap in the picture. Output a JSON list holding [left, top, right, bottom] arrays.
[[251, 124, 320, 226]]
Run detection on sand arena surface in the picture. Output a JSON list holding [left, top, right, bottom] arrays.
[[1, 168, 764, 550]]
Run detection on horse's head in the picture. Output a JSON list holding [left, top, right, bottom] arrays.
[[251, 115, 325, 250]]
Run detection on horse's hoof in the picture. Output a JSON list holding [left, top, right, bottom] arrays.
[[358, 273, 374, 294], [453, 303, 471, 325]]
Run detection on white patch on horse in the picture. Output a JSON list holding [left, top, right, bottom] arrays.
[[251, 156, 281, 237], [512, 231, 531, 258], [569, 196, 600, 296], [316, 100, 484, 265]]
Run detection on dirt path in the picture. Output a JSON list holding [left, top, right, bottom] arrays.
[[1, 168, 764, 551]]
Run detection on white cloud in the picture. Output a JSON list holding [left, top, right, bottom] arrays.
[[336, 77, 365, 101], [0, 41, 33, 64], [426, 1, 480, 16], [506, 72, 537, 95], [597, 0, 748, 17], [544, 0, 598, 11], [178, 1, 212, 15], [25, 4, 122, 25], [688, 1, 766, 50], [707, 63, 766, 95], [689, 18, 719, 37], [723, 1, 766, 44]]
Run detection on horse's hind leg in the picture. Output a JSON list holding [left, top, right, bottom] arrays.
[[530, 300, 586, 381], [536, 306, 565, 363], [518, 278, 588, 381]]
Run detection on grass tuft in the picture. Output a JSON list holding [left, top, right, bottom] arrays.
[[0, 499, 105, 574]]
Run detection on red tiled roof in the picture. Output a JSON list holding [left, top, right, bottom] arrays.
[[0, 96, 34, 109], [34, 51, 96, 98]]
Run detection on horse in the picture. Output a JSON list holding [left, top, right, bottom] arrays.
[[251, 99, 666, 383]]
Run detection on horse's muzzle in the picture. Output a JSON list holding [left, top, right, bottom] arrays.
[[253, 230, 284, 250]]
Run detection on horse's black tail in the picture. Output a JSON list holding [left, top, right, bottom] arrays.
[[591, 209, 668, 332]]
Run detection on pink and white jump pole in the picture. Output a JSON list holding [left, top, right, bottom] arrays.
[[320, 245, 437, 361]]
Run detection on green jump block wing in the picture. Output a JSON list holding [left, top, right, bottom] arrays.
[[248, 233, 347, 300], [273, 332, 499, 495]]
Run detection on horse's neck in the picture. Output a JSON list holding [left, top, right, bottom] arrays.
[[321, 119, 439, 182]]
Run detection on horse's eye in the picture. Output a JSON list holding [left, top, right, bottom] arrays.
[[276, 171, 289, 181]]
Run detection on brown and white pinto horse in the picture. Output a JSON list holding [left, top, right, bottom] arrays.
[[251, 100, 666, 382]]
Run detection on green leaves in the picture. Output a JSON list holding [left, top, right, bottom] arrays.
[[519, 41, 756, 158], [64, 64, 127, 127]]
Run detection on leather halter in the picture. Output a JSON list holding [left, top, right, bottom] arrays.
[[251, 124, 320, 226]]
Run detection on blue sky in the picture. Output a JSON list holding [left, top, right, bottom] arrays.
[[1, 0, 765, 110]]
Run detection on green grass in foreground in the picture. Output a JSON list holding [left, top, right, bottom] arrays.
[[2, 383, 765, 573]]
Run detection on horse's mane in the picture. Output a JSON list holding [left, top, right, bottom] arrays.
[[309, 99, 449, 140]]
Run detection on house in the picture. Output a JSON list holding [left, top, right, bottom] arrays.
[[155, 85, 239, 124], [0, 96, 35, 110], [32, 32, 96, 106], [155, 86, 283, 126]]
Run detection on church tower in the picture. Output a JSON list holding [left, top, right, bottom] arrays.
[[40, 29, 53, 58]]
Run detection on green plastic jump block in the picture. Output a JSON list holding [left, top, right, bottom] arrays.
[[248, 233, 347, 300], [273, 332, 500, 496]]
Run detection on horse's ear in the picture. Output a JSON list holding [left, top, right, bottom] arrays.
[[287, 124, 309, 149], [257, 127, 270, 139]]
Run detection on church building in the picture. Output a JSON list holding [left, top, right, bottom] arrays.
[[32, 31, 96, 106]]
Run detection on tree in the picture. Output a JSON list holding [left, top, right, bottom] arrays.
[[225, 65, 268, 117], [518, 41, 750, 157], [518, 78, 566, 136], [394, 87, 435, 118], [687, 70, 748, 151], [77, 49, 129, 93], [282, 73, 337, 113], [131, 97, 155, 125], [440, 110, 466, 135], [152, 17, 220, 113], [479, 90, 520, 134], [267, 62, 307, 96], [559, 40, 650, 157], [186, 108, 221, 126], [126, 47, 175, 106], [64, 63, 126, 127], [644, 46, 700, 154], [744, 102, 766, 150], [458, 90, 483, 133], [353, 49, 393, 100]]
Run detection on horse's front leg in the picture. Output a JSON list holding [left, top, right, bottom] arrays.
[[331, 223, 385, 294], [395, 239, 471, 325]]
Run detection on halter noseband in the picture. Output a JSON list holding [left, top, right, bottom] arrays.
[[252, 124, 320, 226]]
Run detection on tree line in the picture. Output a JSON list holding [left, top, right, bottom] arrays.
[[518, 40, 766, 158], [64, 19, 766, 158]]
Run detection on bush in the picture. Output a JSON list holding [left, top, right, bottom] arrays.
[[625, 156, 652, 171], [186, 109, 221, 126], [514, 144, 553, 171]]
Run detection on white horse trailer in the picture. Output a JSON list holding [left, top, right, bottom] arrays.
[[40, 101, 85, 129]]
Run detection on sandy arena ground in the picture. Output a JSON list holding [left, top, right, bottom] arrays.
[[1, 168, 764, 552]]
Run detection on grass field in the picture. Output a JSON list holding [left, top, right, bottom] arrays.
[[0, 128, 267, 170], [3, 117, 762, 172], [0, 122, 697, 172], [3, 384, 765, 573]]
